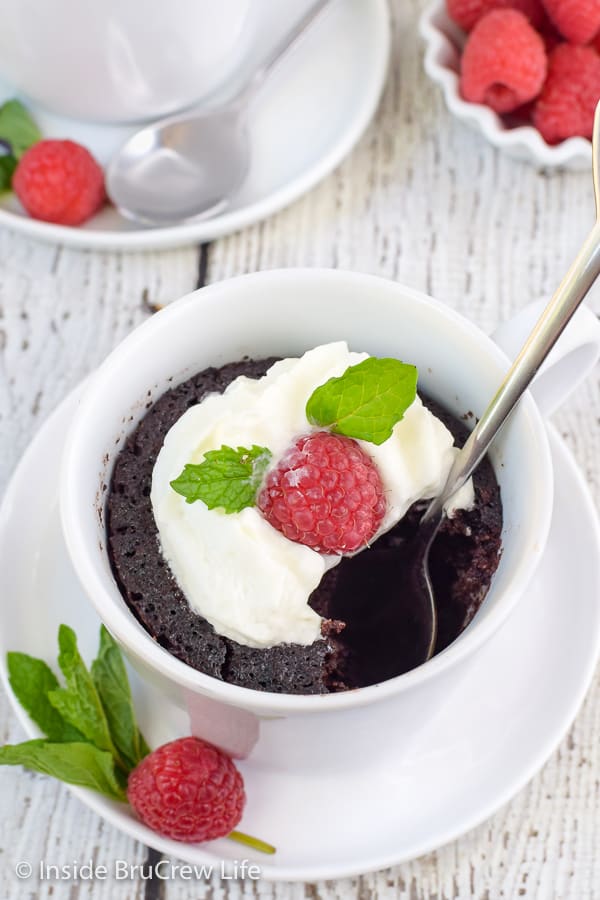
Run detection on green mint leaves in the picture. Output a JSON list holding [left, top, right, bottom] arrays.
[[0, 155, 17, 192], [7, 652, 85, 743], [91, 626, 151, 771], [0, 100, 41, 158], [0, 100, 40, 192], [170, 445, 272, 514], [0, 740, 127, 800], [306, 357, 418, 445], [48, 625, 120, 760], [1, 624, 149, 801], [3, 626, 276, 854]]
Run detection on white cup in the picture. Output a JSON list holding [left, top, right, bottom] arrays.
[[59, 269, 600, 757], [0, 0, 255, 123]]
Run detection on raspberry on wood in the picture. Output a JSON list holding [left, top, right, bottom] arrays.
[[127, 737, 245, 843], [533, 44, 600, 143], [460, 9, 547, 114], [13, 139, 105, 226], [258, 431, 386, 555]]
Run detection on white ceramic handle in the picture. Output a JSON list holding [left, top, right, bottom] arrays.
[[185, 690, 260, 759], [492, 299, 600, 417]]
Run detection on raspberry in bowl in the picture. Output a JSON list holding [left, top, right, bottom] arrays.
[[420, 0, 598, 169], [59, 269, 561, 750]]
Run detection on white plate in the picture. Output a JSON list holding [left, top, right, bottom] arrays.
[[419, 0, 593, 171], [1, 385, 599, 881], [0, 0, 389, 250]]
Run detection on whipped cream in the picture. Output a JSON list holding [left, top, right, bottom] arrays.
[[151, 343, 474, 649]]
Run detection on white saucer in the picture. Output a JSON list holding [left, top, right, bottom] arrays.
[[0, 0, 389, 251], [1, 386, 599, 881]]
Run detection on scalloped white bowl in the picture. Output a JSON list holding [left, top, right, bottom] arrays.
[[419, 0, 593, 171]]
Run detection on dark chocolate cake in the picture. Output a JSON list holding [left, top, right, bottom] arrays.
[[106, 358, 502, 694]]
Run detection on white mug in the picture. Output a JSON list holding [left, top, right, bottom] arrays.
[[0, 0, 255, 123], [59, 269, 600, 757]]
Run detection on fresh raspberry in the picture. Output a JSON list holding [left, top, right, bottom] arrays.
[[460, 10, 547, 114], [127, 737, 245, 843], [533, 44, 600, 143], [257, 431, 386, 555], [13, 139, 105, 226], [447, 0, 546, 31], [542, 0, 600, 44]]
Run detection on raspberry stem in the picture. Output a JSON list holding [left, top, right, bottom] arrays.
[[228, 830, 276, 854]]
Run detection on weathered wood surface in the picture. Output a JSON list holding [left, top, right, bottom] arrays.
[[1, 1, 599, 897]]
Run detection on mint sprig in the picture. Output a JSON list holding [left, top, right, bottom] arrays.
[[2, 625, 276, 853], [0, 100, 41, 158], [306, 357, 418, 445], [0, 740, 127, 801], [0, 100, 40, 193], [7, 652, 86, 743], [47, 625, 123, 764], [0, 155, 17, 192], [2, 625, 148, 798], [170, 444, 272, 513], [91, 626, 151, 771]]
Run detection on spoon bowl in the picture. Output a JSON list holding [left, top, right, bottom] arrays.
[[106, 0, 332, 226], [106, 110, 250, 226]]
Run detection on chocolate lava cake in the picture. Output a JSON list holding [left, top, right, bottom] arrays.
[[106, 358, 503, 694]]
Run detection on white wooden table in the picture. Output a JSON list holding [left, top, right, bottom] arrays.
[[1, 2, 599, 897]]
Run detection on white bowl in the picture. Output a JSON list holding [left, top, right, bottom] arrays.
[[419, 0, 593, 171]]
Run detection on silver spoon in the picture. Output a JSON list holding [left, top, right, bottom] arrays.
[[333, 102, 600, 684], [106, 0, 333, 226]]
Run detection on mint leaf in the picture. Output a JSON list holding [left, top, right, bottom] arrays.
[[0, 100, 39, 192], [170, 445, 272, 513], [0, 740, 126, 801], [7, 652, 85, 742], [47, 625, 122, 767], [0, 155, 16, 192], [306, 357, 418, 445], [91, 626, 150, 771], [0, 100, 40, 159]]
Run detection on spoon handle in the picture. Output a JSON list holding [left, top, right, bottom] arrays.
[[426, 103, 600, 520], [232, 0, 333, 105]]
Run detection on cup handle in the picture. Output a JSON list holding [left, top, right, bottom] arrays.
[[184, 690, 260, 759], [492, 299, 600, 417]]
